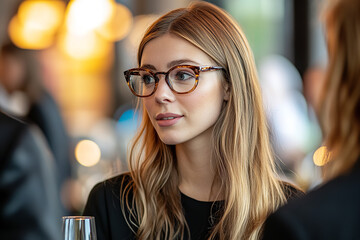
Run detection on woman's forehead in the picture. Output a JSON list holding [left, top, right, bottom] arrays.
[[140, 34, 213, 69]]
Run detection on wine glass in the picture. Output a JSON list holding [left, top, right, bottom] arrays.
[[62, 216, 97, 240]]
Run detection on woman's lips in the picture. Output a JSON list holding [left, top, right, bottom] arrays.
[[156, 113, 183, 127]]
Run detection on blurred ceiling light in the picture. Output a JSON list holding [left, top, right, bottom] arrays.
[[66, 0, 112, 35], [75, 139, 101, 167], [8, 15, 54, 49], [8, 0, 66, 49], [313, 146, 331, 167], [18, 0, 65, 32], [96, 2, 133, 42], [58, 31, 111, 59]]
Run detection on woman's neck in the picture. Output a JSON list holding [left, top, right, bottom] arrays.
[[176, 139, 222, 202]]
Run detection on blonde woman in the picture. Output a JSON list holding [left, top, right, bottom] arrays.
[[83, 2, 302, 239], [262, 0, 360, 239]]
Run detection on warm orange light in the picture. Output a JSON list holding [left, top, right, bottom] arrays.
[[8, 0, 65, 49], [313, 146, 331, 166], [96, 2, 133, 42], [75, 140, 101, 167], [58, 31, 112, 60], [8, 15, 54, 49], [18, 0, 65, 32], [65, 0, 112, 35]]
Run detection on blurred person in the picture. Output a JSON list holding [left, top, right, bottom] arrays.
[[293, 66, 326, 191], [303, 65, 326, 113], [258, 55, 321, 180], [0, 1, 64, 238], [0, 43, 29, 115], [83, 2, 303, 239], [0, 110, 62, 240], [0, 42, 72, 214], [262, 0, 360, 239]]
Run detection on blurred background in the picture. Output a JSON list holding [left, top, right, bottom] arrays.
[[0, 0, 328, 214]]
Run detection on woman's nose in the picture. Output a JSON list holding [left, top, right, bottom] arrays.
[[153, 75, 175, 103]]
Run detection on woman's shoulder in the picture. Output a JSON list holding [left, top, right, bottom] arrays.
[[89, 172, 133, 198], [281, 181, 305, 201], [83, 172, 137, 239], [106, 172, 133, 187]]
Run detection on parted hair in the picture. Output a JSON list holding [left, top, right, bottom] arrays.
[[320, 0, 360, 179], [121, 2, 287, 239]]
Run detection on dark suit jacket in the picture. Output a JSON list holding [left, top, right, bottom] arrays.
[[0, 110, 62, 240], [27, 91, 72, 197], [262, 159, 360, 240]]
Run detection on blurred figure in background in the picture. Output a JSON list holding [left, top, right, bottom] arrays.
[[302, 65, 326, 114], [0, 42, 72, 214], [0, 110, 62, 239], [0, 0, 64, 238], [258, 55, 322, 183], [262, 0, 360, 238], [294, 65, 326, 191]]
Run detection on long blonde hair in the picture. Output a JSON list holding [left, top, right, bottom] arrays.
[[122, 2, 287, 239], [320, 0, 360, 180]]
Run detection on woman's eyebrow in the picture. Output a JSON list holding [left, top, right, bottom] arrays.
[[140, 59, 201, 70], [140, 64, 156, 70], [167, 59, 200, 68]]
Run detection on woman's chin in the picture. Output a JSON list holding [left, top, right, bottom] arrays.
[[158, 135, 182, 146]]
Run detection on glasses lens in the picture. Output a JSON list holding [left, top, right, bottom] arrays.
[[168, 67, 197, 93], [128, 70, 155, 96]]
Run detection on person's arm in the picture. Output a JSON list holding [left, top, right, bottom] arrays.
[[0, 124, 62, 240]]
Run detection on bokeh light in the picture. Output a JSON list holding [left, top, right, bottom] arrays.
[[8, 0, 65, 49], [58, 31, 112, 60], [65, 0, 112, 35], [96, 2, 133, 42], [75, 140, 101, 167], [17, 0, 65, 32], [313, 146, 331, 166], [8, 15, 54, 49]]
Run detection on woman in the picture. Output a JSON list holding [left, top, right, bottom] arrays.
[[83, 2, 302, 239], [262, 0, 360, 239]]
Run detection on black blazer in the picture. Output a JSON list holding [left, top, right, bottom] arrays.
[[0, 110, 62, 240], [262, 159, 360, 240], [27, 91, 72, 196]]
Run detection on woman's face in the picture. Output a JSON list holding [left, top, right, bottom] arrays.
[[140, 33, 228, 146]]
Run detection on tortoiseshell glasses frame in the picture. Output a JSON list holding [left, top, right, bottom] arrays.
[[124, 65, 224, 97]]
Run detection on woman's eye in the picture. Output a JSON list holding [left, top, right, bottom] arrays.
[[142, 74, 154, 84], [174, 71, 194, 81]]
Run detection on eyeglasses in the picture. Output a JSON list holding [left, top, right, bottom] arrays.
[[124, 65, 224, 97]]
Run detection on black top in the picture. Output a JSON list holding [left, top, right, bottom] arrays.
[[262, 159, 360, 240], [83, 173, 303, 240]]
